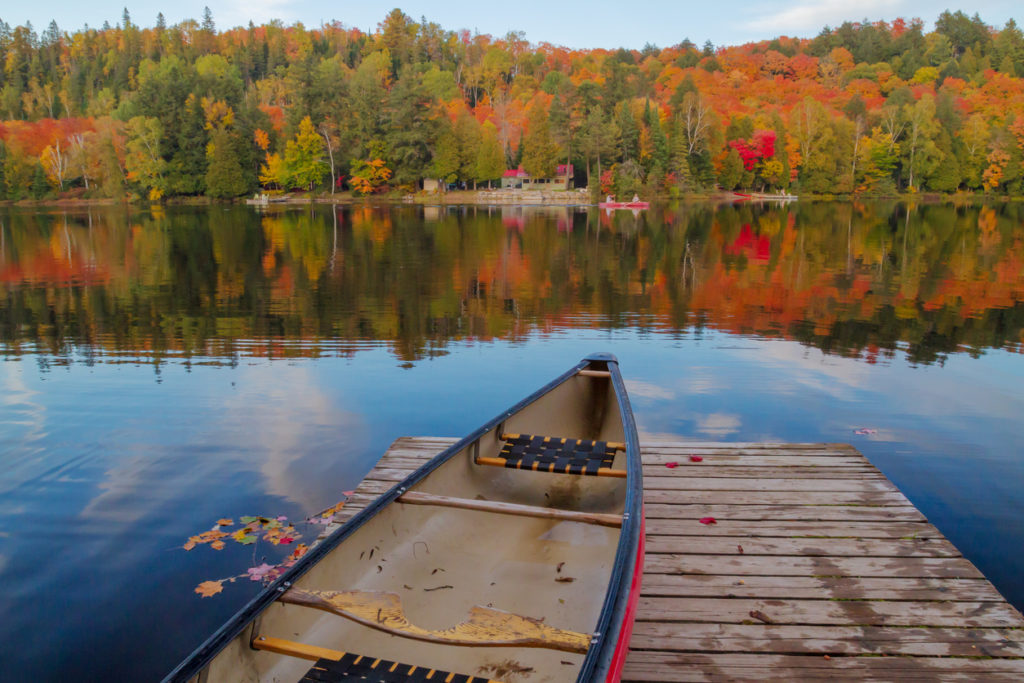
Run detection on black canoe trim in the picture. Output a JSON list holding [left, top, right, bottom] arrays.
[[163, 354, 633, 683], [574, 354, 643, 683]]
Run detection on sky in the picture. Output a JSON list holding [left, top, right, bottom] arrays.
[[4, 1, 1021, 50]]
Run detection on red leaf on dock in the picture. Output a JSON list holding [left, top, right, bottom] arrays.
[[689, 455, 703, 462], [665, 462, 679, 468], [699, 517, 717, 525]]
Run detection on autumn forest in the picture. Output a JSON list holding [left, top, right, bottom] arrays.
[[1, 9, 1024, 201]]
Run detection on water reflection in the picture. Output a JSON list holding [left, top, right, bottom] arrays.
[[1, 201, 1022, 366]]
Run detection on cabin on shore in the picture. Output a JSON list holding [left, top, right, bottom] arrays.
[[501, 164, 574, 190]]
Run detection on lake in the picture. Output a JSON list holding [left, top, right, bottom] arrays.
[[1, 200, 1023, 681]]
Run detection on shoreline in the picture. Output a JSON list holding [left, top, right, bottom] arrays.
[[2, 190, 1021, 210]]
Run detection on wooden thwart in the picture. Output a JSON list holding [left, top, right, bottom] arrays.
[[252, 635, 343, 662], [279, 588, 592, 653], [475, 455, 627, 478], [398, 490, 623, 527]]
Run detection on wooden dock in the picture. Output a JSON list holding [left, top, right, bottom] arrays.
[[330, 437, 1024, 681]]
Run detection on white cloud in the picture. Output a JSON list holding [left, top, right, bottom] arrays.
[[625, 379, 674, 401], [696, 413, 742, 437], [742, 0, 902, 36]]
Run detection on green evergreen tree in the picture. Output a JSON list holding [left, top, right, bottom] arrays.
[[718, 148, 744, 190], [205, 128, 249, 197], [31, 163, 50, 198]]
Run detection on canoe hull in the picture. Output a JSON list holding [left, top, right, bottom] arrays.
[[598, 202, 649, 209], [165, 353, 643, 683]]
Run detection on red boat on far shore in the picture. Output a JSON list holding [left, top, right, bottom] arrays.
[[599, 201, 650, 209]]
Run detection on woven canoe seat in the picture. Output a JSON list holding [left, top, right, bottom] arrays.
[[496, 434, 618, 475], [301, 654, 496, 683]]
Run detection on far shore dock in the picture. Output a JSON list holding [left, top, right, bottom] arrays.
[[327, 437, 1024, 681]]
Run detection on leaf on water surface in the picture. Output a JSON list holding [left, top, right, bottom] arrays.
[[279, 536, 294, 544], [237, 535, 257, 545], [211, 540, 225, 550], [183, 540, 197, 551], [689, 455, 703, 462], [699, 517, 717, 525], [239, 516, 258, 524], [247, 563, 277, 582], [217, 519, 233, 526], [665, 462, 679, 468], [195, 580, 224, 598]]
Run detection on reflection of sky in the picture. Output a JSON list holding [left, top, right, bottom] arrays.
[[1, 329, 1024, 679]]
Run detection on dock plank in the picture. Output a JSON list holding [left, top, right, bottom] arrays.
[[342, 437, 1024, 681]]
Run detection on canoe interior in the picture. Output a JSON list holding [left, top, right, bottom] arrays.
[[188, 359, 636, 683]]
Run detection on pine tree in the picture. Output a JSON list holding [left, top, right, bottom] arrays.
[[205, 129, 248, 198]]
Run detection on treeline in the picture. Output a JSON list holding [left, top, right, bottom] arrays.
[[1, 8, 1023, 200]]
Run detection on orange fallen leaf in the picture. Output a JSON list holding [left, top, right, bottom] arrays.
[[183, 540, 197, 551], [217, 518, 233, 526], [195, 580, 224, 598], [210, 540, 225, 550]]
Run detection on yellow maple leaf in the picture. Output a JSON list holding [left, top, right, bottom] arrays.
[[195, 580, 224, 598]]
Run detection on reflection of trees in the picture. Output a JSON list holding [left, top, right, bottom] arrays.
[[1, 202, 1022, 366]]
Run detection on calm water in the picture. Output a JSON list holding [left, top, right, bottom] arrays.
[[1, 201, 1023, 681]]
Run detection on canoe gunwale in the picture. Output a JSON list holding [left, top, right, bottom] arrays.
[[164, 354, 638, 683], [575, 357, 644, 683]]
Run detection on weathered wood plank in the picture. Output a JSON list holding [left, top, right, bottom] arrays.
[[621, 652, 1024, 682], [641, 455, 872, 467], [636, 597, 1024, 627], [643, 466, 884, 479], [643, 504, 926, 522], [645, 519, 940, 539], [639, 574, 1005, 601], [643, 477, 900, 492], [629, 622, 1024, 657], [643, 489, 913, 505], [644, 554, 986, 579], [644, 536, 960, 558]]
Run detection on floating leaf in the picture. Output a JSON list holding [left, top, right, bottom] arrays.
[[665, 462, 679, 469], [699, 517, 717, 525], [231, 529, 249, 542], [183, 540, 197, 551], [279, 536, 294, 544], [239, 516, 258, 524], [291, 544, 309, 560], [217, 518, 233, 526], [195, 580, 224, 598], [689, 455, 704, 462], [237, 534, 257, 545], [265, 519, 282, 529], [211, 540, 225, 551], [247, 563, 277, 582]]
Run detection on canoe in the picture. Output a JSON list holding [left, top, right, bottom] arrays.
[[597, 201, 649, 209], [165, 352, 644, 683]]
